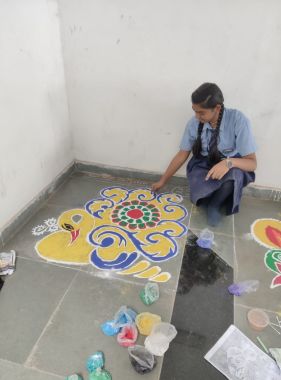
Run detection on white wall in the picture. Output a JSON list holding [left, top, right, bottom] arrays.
[[58, 0, 281, 189], [0, 0, 73, 230]]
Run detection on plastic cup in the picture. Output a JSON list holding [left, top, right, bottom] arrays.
[[247, 308, 269, 331]]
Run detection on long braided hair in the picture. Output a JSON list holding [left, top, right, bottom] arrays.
[[191, 83, 224, 165]]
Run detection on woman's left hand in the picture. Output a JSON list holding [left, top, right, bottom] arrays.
[[205, 160, 229, 180]]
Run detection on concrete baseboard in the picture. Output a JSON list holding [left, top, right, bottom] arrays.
[[74, 160, 187, 186], [243, 184, 281, 202]]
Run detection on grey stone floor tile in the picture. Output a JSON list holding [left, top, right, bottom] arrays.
[[213, 234, 234, 267], [0, 258, 77, 364], [0, 359, 63, 380], [71, 170, 155, 185], [47, 175, 128, 208], [234, 304, 281, 349], [191, 228, 234, 267], [160, 341, 224, 380], [234, 237, 279, 311], [48, 173, 191, 209], [234, 196, 281, 238], [212, 233, 234, 268], [173, 276, 232, 335], [71, 171, 190, 198], [189, 205, 234, 236], [26, 271, 173, 379], [47, 174, 192, 227]]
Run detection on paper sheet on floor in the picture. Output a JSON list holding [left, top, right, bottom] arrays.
[[0, 250, 16, 275], [205, 325, 281, 380]]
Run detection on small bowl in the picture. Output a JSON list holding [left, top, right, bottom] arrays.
[[247, 308, 269, 331]]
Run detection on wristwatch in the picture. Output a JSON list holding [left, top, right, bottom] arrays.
[[226, 157, 233, 169]]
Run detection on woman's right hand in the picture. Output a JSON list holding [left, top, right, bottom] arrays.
[[151, 150, 189, 193], [151, 179, 165, 192]]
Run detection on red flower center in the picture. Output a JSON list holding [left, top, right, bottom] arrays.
[[127, 209, 144, 219], [266, 226, 281, 248]]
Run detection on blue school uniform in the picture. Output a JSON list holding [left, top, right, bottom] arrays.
[[180, 108, 256, 214]]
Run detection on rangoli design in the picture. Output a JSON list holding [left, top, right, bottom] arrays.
[[35, 187, 188, 282], [32, 218, 59, 236], [251, 218, 281, 289]]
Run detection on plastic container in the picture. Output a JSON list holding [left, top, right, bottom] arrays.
[[140, 283, 159, 306], [128, 345, 157, 374], [135, 312, 161, 336], [247, 308, 269, 331], [144, 322, 177, 356], [196, 228, 214, 249]]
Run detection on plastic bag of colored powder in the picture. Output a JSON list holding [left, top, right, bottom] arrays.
[[101, 306, 137, 336], [196, 228, 214, 249], [136, 312, 161, 336], [228, 280, 259, 296], [140, 282, 159, 306], [114, 306, 137, 327], [101, 320, 121, 336], [65, 375, 83, 380], [86, 352, 105, 373], [117, 324, 138, 347], [128, 345, 157, 374], [88, 368, 112, 380]]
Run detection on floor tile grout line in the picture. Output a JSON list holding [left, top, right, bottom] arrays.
[[17, 255, 83, 271], [188, 204, 194, 229], [232, 213, 239, 324], [232, 214, 239, 277], [190, 227, 234, 238], [0, 358, 64, 379], [24, 271, 79, 368]]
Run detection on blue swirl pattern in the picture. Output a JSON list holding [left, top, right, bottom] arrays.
[[85, 187, 188, 270]]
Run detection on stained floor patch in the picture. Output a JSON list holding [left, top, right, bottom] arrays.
[[160, 231, 233, 379]]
